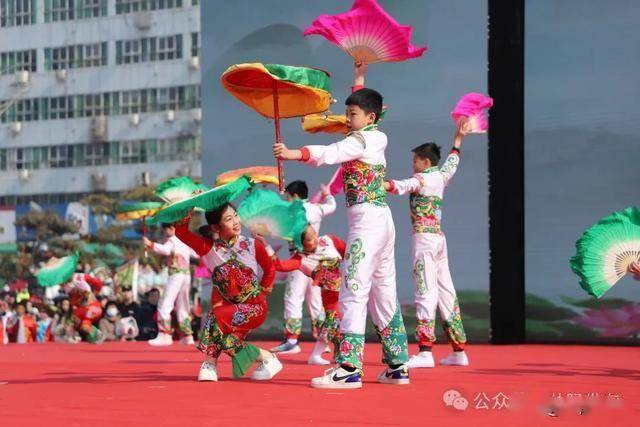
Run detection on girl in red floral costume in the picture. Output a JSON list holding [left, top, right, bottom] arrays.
[[264, 225, 346, 366], [174, 203, 281, 382]]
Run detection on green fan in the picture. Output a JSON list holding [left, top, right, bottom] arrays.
[[37, 252, 79, 287], [155, 176, 210, 204], [150, 176, 251, 224], [570, 207, 640, 298], [238, 188, 308, 250]]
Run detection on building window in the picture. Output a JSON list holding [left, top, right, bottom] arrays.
[[84, 142, 110, 166], [46, 42, 107, 70], [121, 91, 142, 114], [45, 0, 107, 22], [49, 145, 74, 168], [83, 94, 108, 117], [117, 35, 182, 64], [120, 140, 147, 164], [49, 97, 73, 119], [1, 0, 36, 27], [157, 34, 182, 61], [1, 49, 36, 75], [191, 32, 199, 58], [82, 42, 107, 67], [157, 87, 179, 111], [15, 98, 38, 122], [116, 0, 182, 14], [117, 39, 143, 64]]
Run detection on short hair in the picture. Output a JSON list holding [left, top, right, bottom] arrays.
[[285, 180, 308, 199], [345, 88, 383, 123], [412, 142, 441, 166], [160, 222, 175, 229], [198, 225, 213, 239], [205, 202, 236, 226]]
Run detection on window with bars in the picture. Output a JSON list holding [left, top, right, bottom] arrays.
[[0, 49, 36, 75], [84, 143, 110, 166], [1, 0, 36, 27], [115, 0, 182, 14]]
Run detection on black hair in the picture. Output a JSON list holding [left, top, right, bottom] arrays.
[[299, 223, 312, 247], [285, 180, 308, 199], [412, 142, 442, 166], [345, 88, 383, 123], [198, 225, 213, 239], [205, 202, 236, 226], [160, 222, 175, 229]]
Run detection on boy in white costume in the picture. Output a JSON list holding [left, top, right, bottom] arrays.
[[385, 122, 471, 368], [144, 223, 199, 346], [274, 87, 409, 389], [271, 180, 336, 355]]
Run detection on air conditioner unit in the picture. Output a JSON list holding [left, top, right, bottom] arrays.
[[193, 108, 202, 123], [188, 56, 200, 70], [15, 71, 30, 85], [9, 122, 22, 134], [55, 69, 67, 81], [18, 169, 31, 181], [165, 110, 175, 122], [91, 172, 107, 191], [91, 116, 107, 139], [129, 113, 140, 126], [133, 12, 152, 30]]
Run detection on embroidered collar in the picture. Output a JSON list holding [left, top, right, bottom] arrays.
[[215, 236, 239, 249], [360, 124, 378, 131], [422, 166, 439, 174]]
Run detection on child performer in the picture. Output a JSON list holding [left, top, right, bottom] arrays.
[[274, 84, 410, 389], [385, 121, 471, 368], [264, 225, 345, 365], [67, 278, 104, 344], [271, 181, 336, 355], [143, 222, 199, 346], [174, 203, 282, 382]]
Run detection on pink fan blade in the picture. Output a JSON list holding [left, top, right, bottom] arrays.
[[303, 0, 427, 64], [451, 92, 494, 133], [309, 166, 343, 203]]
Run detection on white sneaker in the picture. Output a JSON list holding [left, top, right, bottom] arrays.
[[307, 354, 330, 365], [148, 333, 173, 346], [197, 361, 218, 382], [323, 344, 332, 354], [377, 364, 410, 385], [181, 335, 195, 345], [407, 352, 435, 369], [269, 341, 301, 354], [251, 355, 283, 381], [440, 351, 469, 366], [310, 365, 362, 389]]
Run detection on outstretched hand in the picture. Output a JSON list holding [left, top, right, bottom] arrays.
[[320, 183, 330, 197], [629, 261, 640, 280], [142, 236, 152, 248]]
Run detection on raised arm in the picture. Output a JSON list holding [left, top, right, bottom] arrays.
[[316, 184, 337, 217], [146, 238, 174, 257], [386, 174, 425, 196], [255, 239, 275, 293], [174, 221, 212, 257]]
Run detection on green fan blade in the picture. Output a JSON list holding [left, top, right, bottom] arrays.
[[151, 176, 251, 224], [238, 188, 308, 250], [37, 252, 79, 287], [570, 206, 640, 298], [155, 176, 210, 203]]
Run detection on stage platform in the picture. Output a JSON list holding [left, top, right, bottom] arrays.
[[0, 341, 637, 426]]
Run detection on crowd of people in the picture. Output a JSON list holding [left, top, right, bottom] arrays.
[[0, 260, 207, 345]]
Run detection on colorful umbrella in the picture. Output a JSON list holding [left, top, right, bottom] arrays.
[[37, 252, 79, 287], [150, 176, 252, 225], [303, 0, 427, 65], [115, 201, 164, 221], [570, 207, 640, 298], [237, 188, 308, 250], [221, 63, 333, 192], [155, 176, 209, 204], [451, 93, 494, 134], [215, 166, 279, 187]]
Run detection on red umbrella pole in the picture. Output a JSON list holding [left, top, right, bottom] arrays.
[[272, 80, 284, 193], [142, 216, 148, 259]]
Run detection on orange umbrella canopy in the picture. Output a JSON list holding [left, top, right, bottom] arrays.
[[216, 166, 279, 187], [221, 63, 333, 118]]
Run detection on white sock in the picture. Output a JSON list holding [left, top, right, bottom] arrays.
[[286, 338, 298, 345], [310, 340, 327, 357]]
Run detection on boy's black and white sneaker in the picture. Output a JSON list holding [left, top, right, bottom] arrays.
[[377, 364, 410, 385], [310, 365, 362, 389]]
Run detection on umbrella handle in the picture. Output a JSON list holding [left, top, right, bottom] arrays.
[[142, 216, 148, 259], [273, 80, 284, 193]]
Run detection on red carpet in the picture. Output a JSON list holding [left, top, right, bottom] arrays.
[[0, 341, 638, 426]]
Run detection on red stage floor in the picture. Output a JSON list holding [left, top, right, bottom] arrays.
[[0, 341, 638, 426]]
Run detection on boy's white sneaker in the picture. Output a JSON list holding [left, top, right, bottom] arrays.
[[310, 365, 362, 389], [148, 333, 173, 346], [377, 364, 410, 385], [307, 354, 330, 365], [251, 355, 283, 380], [181, 335, 195, 345], [407, 352, 435, 369], [197, 361, 218, 382], [440, 351, 469, 366]]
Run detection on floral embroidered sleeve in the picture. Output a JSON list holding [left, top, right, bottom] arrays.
[[255, 239, 276, 292], [174, 223, 212, 257], [300, 133, 366, 166], [327, 234, 347, 259], [389, 174, 424, 196], [273, 254, 303, 273], [440, 151, 460, 185]]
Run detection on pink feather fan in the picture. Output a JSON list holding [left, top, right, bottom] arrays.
[[451, 93, 494, 134], [303, 0, 427, 64]]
